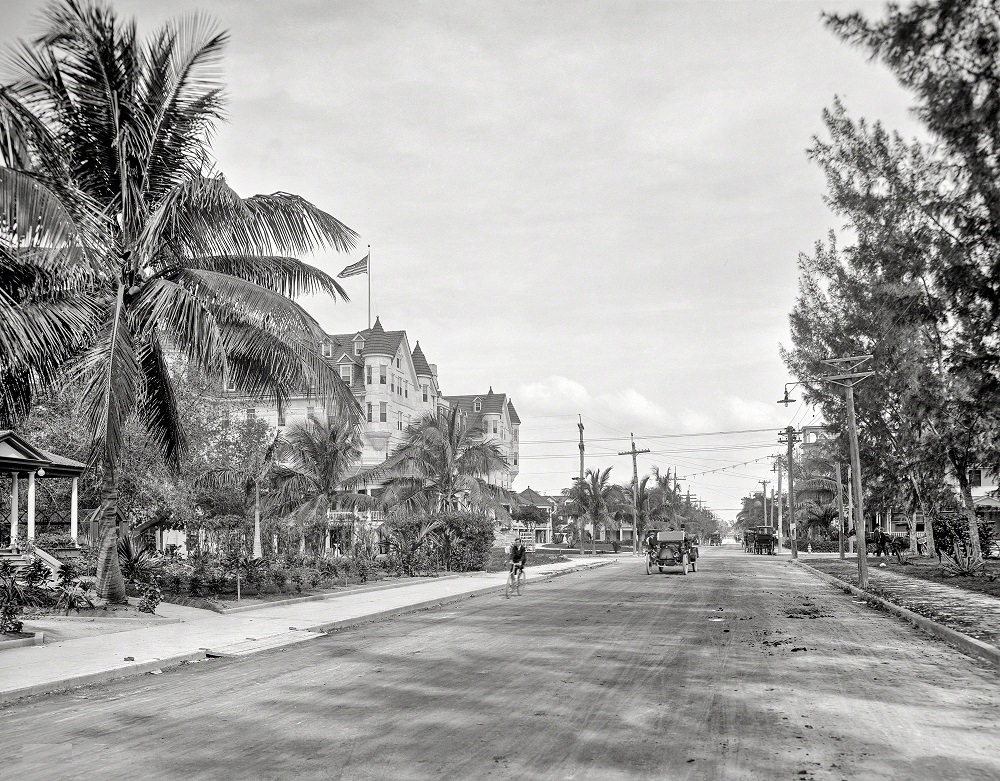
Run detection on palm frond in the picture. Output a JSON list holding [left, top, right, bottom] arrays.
[[73, 285, 141, 470], [131, 277, 224, 374], [135, 333, 186, 469]]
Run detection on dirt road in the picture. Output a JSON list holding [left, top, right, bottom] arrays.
[[3, 546, 998, 780]]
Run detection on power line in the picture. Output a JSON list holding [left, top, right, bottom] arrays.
[[516, 426, 779, 446]]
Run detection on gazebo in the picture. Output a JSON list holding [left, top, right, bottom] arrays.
[[0, 430, 87, 545]]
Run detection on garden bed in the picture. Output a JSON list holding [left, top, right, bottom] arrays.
[[803, 556, 1000, 600]]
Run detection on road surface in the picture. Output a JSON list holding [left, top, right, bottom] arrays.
[[2, 546, 998, 780]]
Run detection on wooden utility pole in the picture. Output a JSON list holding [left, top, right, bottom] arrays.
[[779, 426, 799, 559], [823, 355, 874, 588], [619, 433, 650, 553], [834, 462, 846, 560], [773, 458, 783, 545], [759, 479, 769, 531], [577, 415, 585, 555]]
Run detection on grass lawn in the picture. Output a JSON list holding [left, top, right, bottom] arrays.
[[804, 555, 1000, 599]]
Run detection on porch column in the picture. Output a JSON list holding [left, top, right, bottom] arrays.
[[9, 473, 18, 543], [70, 477, 79, 542], [26, 471, 36, 540]]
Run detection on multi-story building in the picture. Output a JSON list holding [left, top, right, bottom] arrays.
[[230, 318, 520, 495], [443, 389, 520, 492]]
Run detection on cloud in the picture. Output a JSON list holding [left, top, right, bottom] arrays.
[[516, 377, 796, 436]]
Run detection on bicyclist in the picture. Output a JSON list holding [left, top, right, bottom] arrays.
[[509, 538, 527, 577]]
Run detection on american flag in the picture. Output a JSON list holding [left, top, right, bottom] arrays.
[[337, 253, 369, 278]]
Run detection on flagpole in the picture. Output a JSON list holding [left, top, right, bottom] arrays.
[[367, 244, 371, 330]]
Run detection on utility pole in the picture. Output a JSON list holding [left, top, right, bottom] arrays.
[[759, 479, 769, 531], [619, 433, 650, 554], [773, 458, 783, 545], [834, 462, 846, 560], [779, 427, 800, 559], [823, 355, 874, 588], [847, 466, 854, 555], [577, 415, 585, 555]]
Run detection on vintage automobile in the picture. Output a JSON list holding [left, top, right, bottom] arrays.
[[644, 530, 699, 575]]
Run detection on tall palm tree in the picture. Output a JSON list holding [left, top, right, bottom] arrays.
[[363, 407, 510, 517], [196, 432, 281, 560], [564, 467, 625, 554], [270, 416, 377, 553], [0, 1, 359, 600], [625, 474, 671, 552]]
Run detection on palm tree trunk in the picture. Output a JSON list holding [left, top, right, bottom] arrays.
[[959, 477, 984, 566], [96, 464, 127, 603], [578, 515, 585, 556], [252, 480, 263, 559]]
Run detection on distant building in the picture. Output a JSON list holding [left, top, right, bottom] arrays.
[[515, 486, 557, 545], [227, 318, 520, 502], [443, 388, 520, 492]]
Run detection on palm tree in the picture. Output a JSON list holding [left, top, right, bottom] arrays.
[[0, 1, 359, 601], [564, 467, 625, 555], [196, 432, 281, 559], [363, 407, 510, 517], [270, 416, 377, 554], [625, 474, 671, 551]]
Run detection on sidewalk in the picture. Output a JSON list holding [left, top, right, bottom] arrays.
[[794, 557, 1000, 669], [1, 557, 615, 705]]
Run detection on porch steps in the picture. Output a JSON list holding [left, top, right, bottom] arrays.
[[0, 548, 32, 573]]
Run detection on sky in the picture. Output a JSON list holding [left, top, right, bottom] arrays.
[[2, 0, 924, 520]]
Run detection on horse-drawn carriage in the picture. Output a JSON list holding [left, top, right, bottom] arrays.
[[747, 525, 777, 555], [709, 533, 722, 546], [645, 530, 699, 575]]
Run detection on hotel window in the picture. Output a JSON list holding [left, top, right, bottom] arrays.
[[340, 365, 352, 382], [422, 385, 428, 402], [397, 411, 403, 431], [246, 408, 256, 420], [354, 341, 363, 355], [321, 342, 332, 358], [390, 377, 395, 393], [380, 402, 387, 423], [380, 366, 387, 384], [492, 421, 498, 434], [367, 403, 373, 423], [513, 456, 518, 466], [969, 468, 983, 488], [366, 365, 373, 384], [513, 429, 518, 442], [404, 382, 408, 398], [474, 400, 481, 412], [396, 357, 401, 368]]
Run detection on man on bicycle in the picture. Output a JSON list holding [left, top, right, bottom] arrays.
[[509, 538, 527, 577]]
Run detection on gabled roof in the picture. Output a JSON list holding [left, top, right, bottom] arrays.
[[445, 390, 520, 425], [411, 341, 433, 377], [519, 487, 555, 507], [325, 316, 405, 360], [0, 431, 86, 477]]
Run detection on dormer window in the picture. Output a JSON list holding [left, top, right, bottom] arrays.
[[340, 365, 352, 382], [321, 342, 332, 358], [474, 399, 482, 412], [354, 338, 364, 356]]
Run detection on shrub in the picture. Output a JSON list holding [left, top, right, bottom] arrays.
[[33, 532, 77, 549], [438, 512, 495, 572]]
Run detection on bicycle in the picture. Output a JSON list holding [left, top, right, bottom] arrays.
[[505, 562, 525, 598]]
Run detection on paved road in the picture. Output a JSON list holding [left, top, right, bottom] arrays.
[[3, 546, 998, 780]]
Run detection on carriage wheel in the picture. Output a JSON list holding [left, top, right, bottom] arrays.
[[681, 554, 689, 575]]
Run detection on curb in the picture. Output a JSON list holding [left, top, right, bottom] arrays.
[[0, 651, 207, 706], [0, 560, 612, 704], [792, 560, 1000, 671]]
